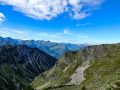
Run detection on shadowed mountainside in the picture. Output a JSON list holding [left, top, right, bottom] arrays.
[[0, 45, 56, 90]]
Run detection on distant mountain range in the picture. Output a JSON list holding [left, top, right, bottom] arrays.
[[0, 45, 56, 90], [0, 36, 87, 58]]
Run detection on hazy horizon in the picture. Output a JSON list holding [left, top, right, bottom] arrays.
[[0, 0, 120, 44]]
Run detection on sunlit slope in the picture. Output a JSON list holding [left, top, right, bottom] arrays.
[[32, 44, 120, 90]]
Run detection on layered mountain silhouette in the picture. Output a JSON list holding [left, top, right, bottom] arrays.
[[1, 36, 120, 90], [0, 45, 56, 90], [0, 36, 87, 58]]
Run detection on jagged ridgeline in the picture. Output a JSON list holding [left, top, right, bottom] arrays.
[[32, 44, 120, 90], [0, 36, 87, 58], [0, 45, 56, 90]]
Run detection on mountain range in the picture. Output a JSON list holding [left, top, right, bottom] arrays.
[[0, 36, 120, 90], [0, 45, 56, 90], [0, 36, 87, 58]]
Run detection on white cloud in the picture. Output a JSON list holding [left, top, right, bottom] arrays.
[[76, 23, 91, 27], [0, 27, 111, 44], [63, 29, 70, 34], [0, 0, 104, 20], [84, 0, 104, 7], [0, 12, 5, 22], [38, 32, 61, 38], [36, 29, 93, 44], [0, 28, 30, 40], [73, 13, 90, 19]]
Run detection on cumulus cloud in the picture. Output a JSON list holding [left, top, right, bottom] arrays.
[[0, 12, 5, 22], [0, 0, 104, 20]]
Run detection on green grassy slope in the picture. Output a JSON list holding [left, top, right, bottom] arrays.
[[32, 51, 82, 90], [32, 44, 120, 90]]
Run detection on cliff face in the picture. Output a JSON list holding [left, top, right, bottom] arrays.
[[32, 44, 120, 90], [0, 45, 56, 90]]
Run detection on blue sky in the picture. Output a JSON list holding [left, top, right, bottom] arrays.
[[0, 0, 120, 44]]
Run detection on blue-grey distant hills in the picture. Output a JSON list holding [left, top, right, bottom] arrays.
[[0, 36, 87, 58]]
